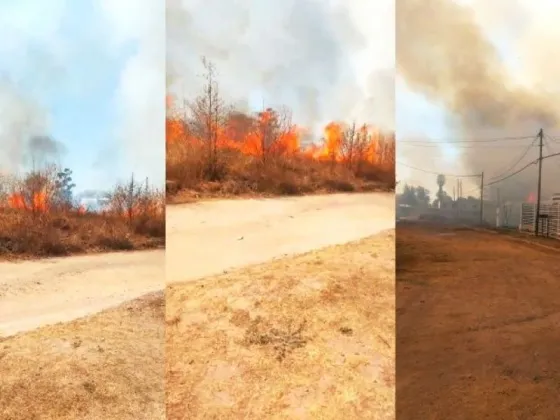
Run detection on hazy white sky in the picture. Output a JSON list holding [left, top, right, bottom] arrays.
[[167, 0, 395, 134]]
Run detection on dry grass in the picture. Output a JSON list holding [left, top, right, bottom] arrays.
[[0, 168, 165, 260], [166, 230, 395, 420], [166, 147, 394, 204], [397, 223, 560, 419], [0, 208, 164, 260], [0, 292, 165, 420]]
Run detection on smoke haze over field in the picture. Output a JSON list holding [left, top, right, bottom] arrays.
[[397, 0, 560, 202], [166, 0, 395, 136], [0, 0, 164, 190], [0, 82, 55, 172]]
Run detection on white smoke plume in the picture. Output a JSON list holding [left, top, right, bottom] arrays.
[[167, 0, 395, 135], [99, 0, 165, 187], [397, 0, 560, 201]]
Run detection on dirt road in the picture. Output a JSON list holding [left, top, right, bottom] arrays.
[[1, 193, 392, 337], [397, 223, 560, 419], [0, 250, 164, 336], [167, 192, 394, 283]]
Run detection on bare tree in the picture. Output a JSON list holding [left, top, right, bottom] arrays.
[[109, 174, 146, 223], [187, 57, 231, 179], [352, 124, 372, 175], [340, 122, 358, 169]]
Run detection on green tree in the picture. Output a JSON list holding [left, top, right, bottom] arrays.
[[55, 168, 76, 205]]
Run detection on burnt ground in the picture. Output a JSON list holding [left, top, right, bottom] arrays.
[[397, 222, 560, 419]]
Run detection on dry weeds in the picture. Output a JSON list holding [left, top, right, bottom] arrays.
[[0, 170, 165, 260], [166, 149, 394, 204], [166, 230, 395, 420], [0, 292, 165, 420], [397, 223, 560, 419], [0, 209, 164, 260]]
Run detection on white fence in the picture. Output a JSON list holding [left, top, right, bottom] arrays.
[[520, 202, 560, 238]]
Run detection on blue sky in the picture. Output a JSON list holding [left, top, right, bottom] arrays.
[[0, 0, 163, 192]]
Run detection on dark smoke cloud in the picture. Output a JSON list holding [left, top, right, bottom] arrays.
[[397, 0, 560, 202], [167, 0, 394, 133]]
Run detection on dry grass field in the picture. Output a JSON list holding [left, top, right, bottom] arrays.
[[0, 208, 164, 260], [166, 148, 395, 204], [397, 223, 560, 419], [166, 230, 395, 420], [0, 171, 164, 260], [0, 292, 165, 420]]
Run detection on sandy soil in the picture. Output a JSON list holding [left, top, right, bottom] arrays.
[[166, 192, 394, 283], [0, 292, 165, 420], [397, 223, 560, 419], [166, 231, 395, 420], [0, 250, 164, 336]]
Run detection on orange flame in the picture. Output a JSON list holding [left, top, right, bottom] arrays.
[[8, 192, 48, 212], [166, 96, 390, 165]]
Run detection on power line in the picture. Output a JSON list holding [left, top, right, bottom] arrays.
[[545, 135, 560, 144], [397, 160, 481, 177], [485, 159, 538, 187], [484, 149, 560, 188], [544, 134, 560, 153], [399, 142, 537, 149], [487, 135, 538, 181], [399, 135, 534, 145]]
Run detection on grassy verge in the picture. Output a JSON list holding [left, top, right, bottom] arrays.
[[0, 292, 165, 420], [166, 230, 395, 419]]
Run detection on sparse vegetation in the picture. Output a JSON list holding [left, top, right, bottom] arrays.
[[166, 58, 395, 202], [0, 292, 165, 420], [166, 231, 395, 419], [0, 166, 164, 259]]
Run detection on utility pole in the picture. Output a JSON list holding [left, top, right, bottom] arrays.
[[479, 172, 484, 225], [496, 187, 501, 228], [535, 128, 544, 235]]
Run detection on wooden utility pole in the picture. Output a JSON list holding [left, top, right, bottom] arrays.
[[535, 128, 544, 235], [479, 172, 484, 225], [496, 187, 501, 228]]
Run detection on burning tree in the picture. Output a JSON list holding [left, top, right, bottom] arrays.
[[254, 107, 297, 163], [8, 166, 59, 215]]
